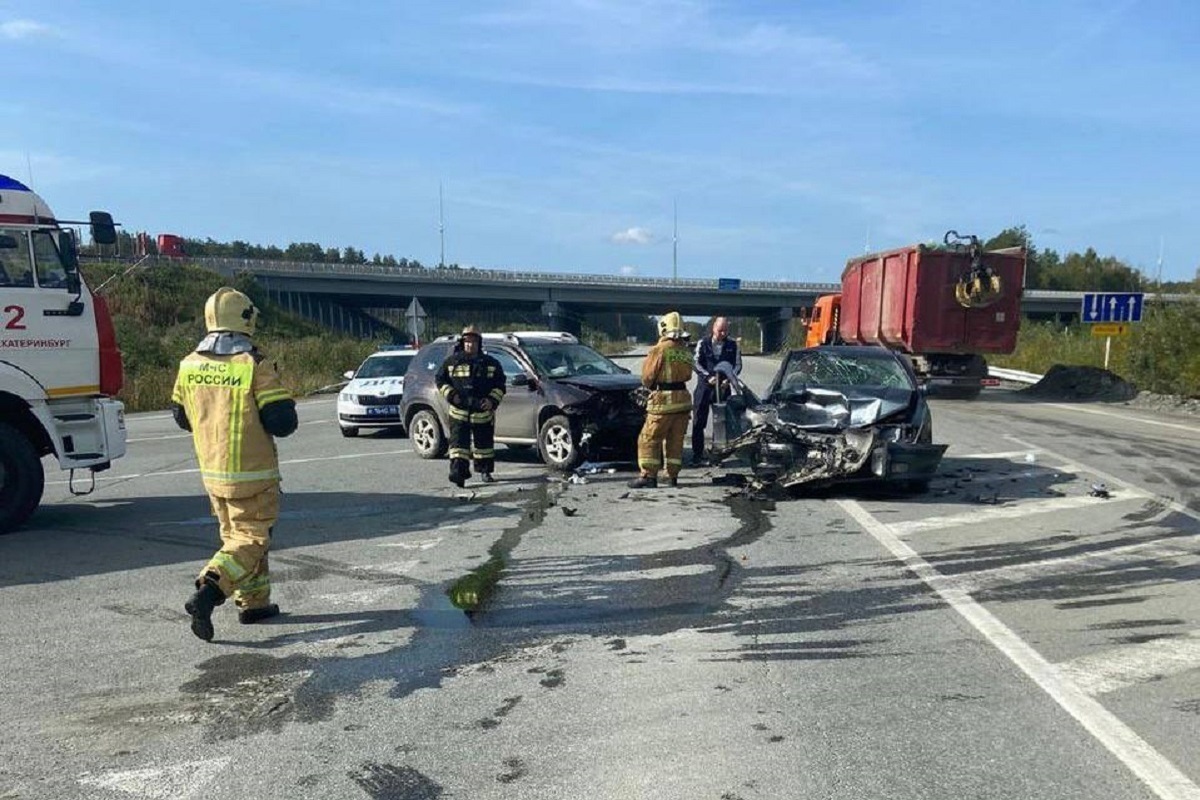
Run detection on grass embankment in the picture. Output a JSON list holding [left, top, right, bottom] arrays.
[[990, 299, 1200, 397], [83, 262, 379, 412]]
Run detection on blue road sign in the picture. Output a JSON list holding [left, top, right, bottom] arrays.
[[1081, 292, 1144, 323], [718, 277, 741, 292]]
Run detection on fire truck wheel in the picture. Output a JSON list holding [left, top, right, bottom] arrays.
[[0, 422, 44, 535]]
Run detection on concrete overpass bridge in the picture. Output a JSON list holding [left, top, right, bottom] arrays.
[[183, 256, 1192, 350]]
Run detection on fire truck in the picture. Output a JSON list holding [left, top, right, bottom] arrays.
[[0, 175, 126, 533]]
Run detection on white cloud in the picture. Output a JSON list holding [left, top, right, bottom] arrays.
[[612, 226, 654, 245], [619, 265, 637, 275], [1, 19, 52, 40]]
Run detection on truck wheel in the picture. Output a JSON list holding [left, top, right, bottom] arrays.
[[538, 414, 582, 472], [408, 409, 447, 459], [0, 422, 45, 535]]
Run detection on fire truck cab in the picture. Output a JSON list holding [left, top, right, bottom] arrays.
[[0, 175, 126, 533]]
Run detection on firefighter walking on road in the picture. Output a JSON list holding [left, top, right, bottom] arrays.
[[629, 311, 693, 489], [436, 326, 506, 487], [171, 287, 298, 642]]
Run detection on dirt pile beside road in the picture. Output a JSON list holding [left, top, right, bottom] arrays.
[[1022, 364, 1138, 402]]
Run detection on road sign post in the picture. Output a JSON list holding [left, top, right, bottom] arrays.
[[1081, 293, 1143, 370], [405, 298, 427, 345]]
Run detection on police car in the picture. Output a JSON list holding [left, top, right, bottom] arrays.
[[337, 347, 418, 437]]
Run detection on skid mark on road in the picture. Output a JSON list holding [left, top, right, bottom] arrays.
[[840, 497, 1200, 800]]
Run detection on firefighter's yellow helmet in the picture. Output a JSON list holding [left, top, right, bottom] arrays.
[[657, 311, 685, 340], [204, 287, 259, 335]]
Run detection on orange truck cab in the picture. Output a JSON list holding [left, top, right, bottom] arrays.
[[804, 294, 842, 348]]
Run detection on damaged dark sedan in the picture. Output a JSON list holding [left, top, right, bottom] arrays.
[[708, 346, 948, 492], [401, 331, 644, 471]]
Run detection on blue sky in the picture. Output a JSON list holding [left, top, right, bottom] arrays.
[[1, 1, 1196, 283]]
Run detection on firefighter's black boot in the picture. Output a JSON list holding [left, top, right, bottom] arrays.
[[184, 580, 226, 642], [238, 604, 281, 624], [449, 458, 468, 488], [479, 472, 496, 484], [627, 475, 658, 489], [664, 475, 679, 488]]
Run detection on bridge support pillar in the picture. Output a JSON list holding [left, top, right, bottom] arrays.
[[541, 301, 582, 337], [759, 307, 794, 353]]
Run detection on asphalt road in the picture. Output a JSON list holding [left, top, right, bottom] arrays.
[[2, 355, 1199, 800]]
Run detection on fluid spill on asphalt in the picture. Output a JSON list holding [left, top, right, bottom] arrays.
[[349, 762, 445, 800]]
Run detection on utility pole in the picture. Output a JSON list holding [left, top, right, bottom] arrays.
[[438, 182, 445, 269], [672, 199, 678, 283], [1155, 235, 1164, 287]]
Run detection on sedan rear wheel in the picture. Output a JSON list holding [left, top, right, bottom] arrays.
[[537, 414, 582, 472]]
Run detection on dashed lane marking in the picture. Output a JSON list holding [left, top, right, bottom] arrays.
[[839, 498, 1200, 800]]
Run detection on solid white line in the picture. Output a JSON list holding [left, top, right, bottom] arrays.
[[1041, 403, 1200, 435], [838, 498, 1200, 800], [1058, 631, 1200, 697], [951, 450, 1045, 460], [45, 449, 414, 485], [890, 490, 1147, 537]]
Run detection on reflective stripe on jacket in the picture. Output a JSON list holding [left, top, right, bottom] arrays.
[[641, 339, 693, 415], [172, 350, 292, 498]]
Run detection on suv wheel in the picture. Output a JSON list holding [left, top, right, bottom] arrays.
[[538, 414, 582, 471], [409, 409, 447, 459]]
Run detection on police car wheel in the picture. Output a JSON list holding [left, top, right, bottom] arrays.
[[537, 414, 582, 472], [409, 409, 447, 459], [0, 422, 44, 535], [340, 426, 360, 438]]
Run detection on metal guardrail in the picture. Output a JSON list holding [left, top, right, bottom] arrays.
[[988, 366, 1043, 384]]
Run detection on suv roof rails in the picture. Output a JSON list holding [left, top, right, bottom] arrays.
[[431, 331, 580, 345]]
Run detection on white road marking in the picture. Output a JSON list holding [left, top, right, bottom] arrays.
[[378, 538, 444, 550], [46, 449, 414, 486], [890, 490, 1147, 537], [78, 757, 231, 799], [952, 449, 1045, 460], [1058, 631, 1200, 696], [314, 587, 398, 606], [374, 559, 422, 575], [1041, 403, 1200, 435], [1006, 435, 1200, 528], [128, 432, 194, 443], [839, 498, 1200, 800], [942, 538, 1197, 595]]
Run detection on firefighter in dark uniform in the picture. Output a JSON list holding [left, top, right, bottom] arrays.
[[171, 287, 298, 642], [436, 326, 506, 487], [691, 316, 742, 465]]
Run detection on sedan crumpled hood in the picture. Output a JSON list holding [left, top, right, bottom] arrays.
[[756, 386, 913, 430]]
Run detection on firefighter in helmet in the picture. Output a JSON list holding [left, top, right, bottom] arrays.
[[435, 326, 506, 487], [629, 311, 693, 488], [171, 287, 298, 642]]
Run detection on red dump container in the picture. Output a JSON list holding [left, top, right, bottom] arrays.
[[157, 233, 185, 258], [838, 244, 1025, 355]]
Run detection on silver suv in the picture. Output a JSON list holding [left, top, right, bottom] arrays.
[[400, 331, 645, 471]]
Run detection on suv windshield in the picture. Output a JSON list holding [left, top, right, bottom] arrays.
[[778, 351, 913, 393], [356, 354, 413, 379], [523, 343, 623, 378]]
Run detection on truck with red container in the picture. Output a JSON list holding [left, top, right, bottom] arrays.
[[0, 175, 126, 533], [805, 232, 1025, 399]]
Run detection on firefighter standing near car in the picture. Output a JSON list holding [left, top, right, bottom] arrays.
[[436, 326, 506, 487], [629, 311, 693, 489], [172, 287, 298, 642], [691, 316, 742, 466]]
